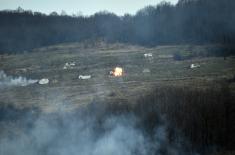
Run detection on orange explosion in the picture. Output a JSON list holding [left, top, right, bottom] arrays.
[[110, 67, 123, 77]]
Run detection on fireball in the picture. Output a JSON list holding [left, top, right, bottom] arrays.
[[110, 67, 123, 77]]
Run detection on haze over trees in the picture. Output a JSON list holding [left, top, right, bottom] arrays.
[[0, 0, 235, 53]]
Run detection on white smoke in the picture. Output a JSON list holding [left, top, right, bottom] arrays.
[[0, 83, 199, 155], [0, 115, 144, 155], [0, 107, 198, 155], [0, 70, 38, 87]]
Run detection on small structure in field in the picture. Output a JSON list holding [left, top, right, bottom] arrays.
[[79, 75, 91, 80], [144, 53, 153, 58], [190, 64, 200, 69], [38, 78, 49, 85], [63, 62, 76, 70]]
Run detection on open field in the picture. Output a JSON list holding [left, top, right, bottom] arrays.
[[1, 43, 235, 155], [1, 43, 235, 112]]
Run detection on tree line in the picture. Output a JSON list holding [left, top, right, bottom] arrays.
[[0, 0, 235, 54]]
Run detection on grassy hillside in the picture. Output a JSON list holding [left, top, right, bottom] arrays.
[[0, 42, 235, 111], [0, 43, 235, 154]]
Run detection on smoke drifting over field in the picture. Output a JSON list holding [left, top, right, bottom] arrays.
[[0, 70, 38, 87], [0, 102, 198, 155]]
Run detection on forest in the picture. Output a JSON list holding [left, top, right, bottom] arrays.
[[0, 0, 235, 53]]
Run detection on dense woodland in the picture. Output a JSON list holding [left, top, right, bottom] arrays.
[[0, 0, 235, 53]]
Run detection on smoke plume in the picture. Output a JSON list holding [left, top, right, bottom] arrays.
[[0, 101, 199, 155], [0, 70, 38, 87]]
